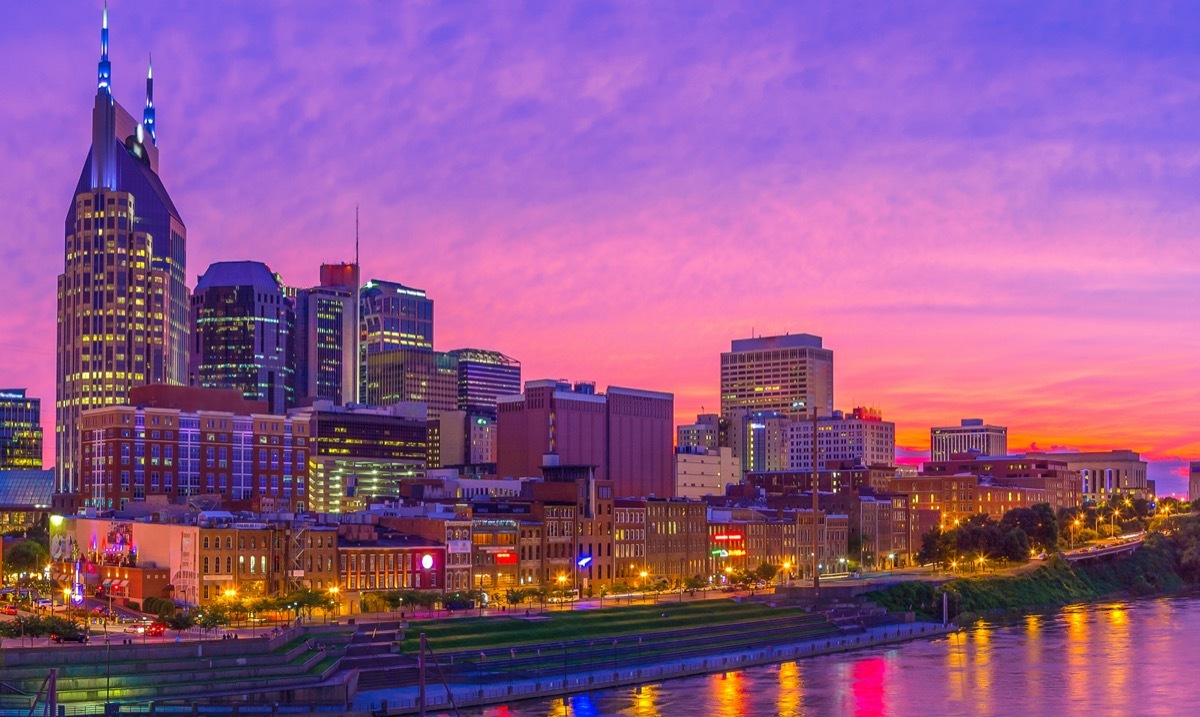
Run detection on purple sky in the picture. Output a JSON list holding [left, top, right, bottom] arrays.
[[1, 1, 1197, 494]]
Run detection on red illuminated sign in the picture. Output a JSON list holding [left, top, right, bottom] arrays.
[[713, 534, 743, 542], [494, 552, 518, 565]]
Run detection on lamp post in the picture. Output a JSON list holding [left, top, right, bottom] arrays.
[[639, 571, 648, 603], [327, 586, 339, 623], [1071, 519, 1080, 550], [1110, 509, 1120, 538], [782, 561, 791, 586], [63, 587, 73, 625]]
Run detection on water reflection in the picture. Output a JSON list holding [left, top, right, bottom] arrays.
[[776, 660, 801, 716], [630, 683, 657, 717], [850, 656, 886, 717], [464, 596, 1200, 717], [710, 669, 744, 717]]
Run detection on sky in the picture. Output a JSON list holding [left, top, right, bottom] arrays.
[[1, 1, 1197, 494]]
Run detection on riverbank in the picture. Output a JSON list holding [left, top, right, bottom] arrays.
[[350, 621, 955, 715], [864, 530, 1192, 621]]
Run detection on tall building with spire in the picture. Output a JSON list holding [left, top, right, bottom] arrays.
[[56, 7, 189, 507]]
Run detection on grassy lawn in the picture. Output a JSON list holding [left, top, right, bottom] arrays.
[[400, 599, 808, 654]]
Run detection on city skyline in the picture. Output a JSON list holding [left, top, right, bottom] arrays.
[[1, 2, 1196, 493]]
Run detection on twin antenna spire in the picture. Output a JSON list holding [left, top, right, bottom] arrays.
[[98, 2, 157, 146]]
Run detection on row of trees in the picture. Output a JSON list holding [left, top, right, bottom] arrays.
[[920, 497, 1190, 568], [920, 505, 1056, 567], [0, 614, 86, 641]]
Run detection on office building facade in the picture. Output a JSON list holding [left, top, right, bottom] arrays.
[[293, 263, 359, 406], [930, 418, 1007, 461], [359, 279, 434, 354], [361, 348, 458, 417], [496, 380, 674, 498], [786, 407, 896, 472], [0, 390, 43, 470], [190, 261, 295, 414], [720, 334, 834, 418]]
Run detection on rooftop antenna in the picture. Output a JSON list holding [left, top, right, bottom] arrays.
[[355, 204, 360, 266]]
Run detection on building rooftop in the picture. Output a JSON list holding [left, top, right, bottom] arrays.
[[729, 333, 823, 352], [0, 470, 54, 509], [195, 261, 283, 292]]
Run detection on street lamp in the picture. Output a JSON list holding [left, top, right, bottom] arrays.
[[1071, 519, 1081, 550], [639, 571, 648, 603], [1111, 509, 1120, 538], [63, 587, 73, 624], [327, 586, 339, 622], [782, 561, 791, 585]]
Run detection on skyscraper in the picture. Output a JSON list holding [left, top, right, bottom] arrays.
[[190, 261, 295, 414], [720, 334, 834, 417], [293, 263, 360, 406], [361, 348, 458, 418], [446, 348, 521, 417], [359, 280, 434, 355], [56, 8, 188, 503], [0, 390, 43, 470]]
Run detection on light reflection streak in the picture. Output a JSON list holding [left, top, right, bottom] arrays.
[[633, 683, 659, 717], [711, 670, 744, 717], [777, 660, 801, 716]]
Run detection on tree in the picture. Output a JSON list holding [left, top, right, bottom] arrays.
[[683, 576, 708, 595], [754, 562, 780, 583], [999, 528, 1031, 562], [163, 611, 197, 636], [4, 539, 49, 574], [195, 605, 229, 633]]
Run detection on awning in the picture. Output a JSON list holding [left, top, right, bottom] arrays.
[[116, 580, 128, 588], [102, 579, 113, 587]]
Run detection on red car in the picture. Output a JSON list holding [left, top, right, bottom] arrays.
[[146, 622, 167, 637], [1, 605, 18, 615]]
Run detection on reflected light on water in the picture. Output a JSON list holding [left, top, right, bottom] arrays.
[[777, 660, 801, 716], [711, 670, 744, 717], [971, 622, 992, 714], [1103, 604, 1130, 700], [631, 683, 658, 717], [1064, 606, 1090, 699], [851, 656, 886, 717], [944, 629, 967, 705]]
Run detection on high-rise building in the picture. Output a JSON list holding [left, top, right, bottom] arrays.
[[361, 348, 459, 418], [720, 334, 834, 418], [293, 263, 360, 406], [190, 261, 295, 414], [359, 279, 434, 355], [57, 9, 189, 504], [930, 419, 1007, 461], [446, 349, 521, 417], [496, 380, 674, 498], [1191, 462, 1200, 502], [786, 407, 896, 471], [0, 390, 43, 470], [676, 414, 732, 452]]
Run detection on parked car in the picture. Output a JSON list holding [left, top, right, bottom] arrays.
[[51, 632, 89, 644], [1, 605, 18, 615], [123, 624, 145, 634]]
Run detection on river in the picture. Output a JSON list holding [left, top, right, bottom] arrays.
[[460, 595, 1200, 717]]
